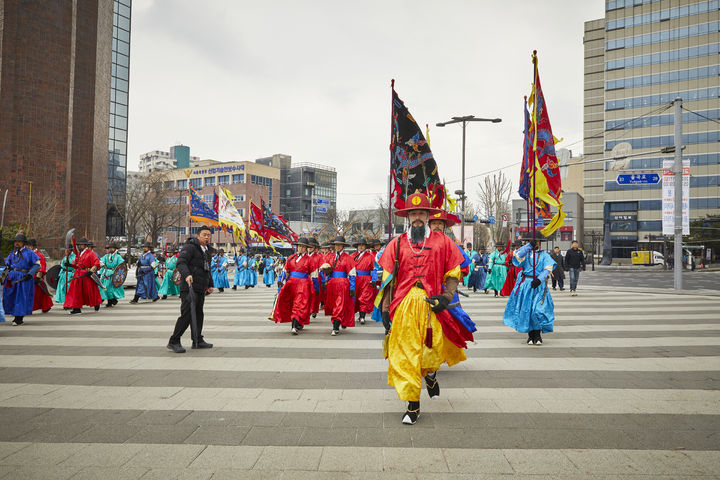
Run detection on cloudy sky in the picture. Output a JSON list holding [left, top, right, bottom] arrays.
[[127, 0, 605, 211]]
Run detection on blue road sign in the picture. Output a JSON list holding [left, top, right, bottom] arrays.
[[488, 216, 495, 224], [316, 199, 329, 205], [536, 218, 545, 227], [316, 206, 327, 213], [472, 215, 478, 222], [616, 173, 660, 185]]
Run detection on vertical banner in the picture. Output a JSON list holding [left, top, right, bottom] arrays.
[[662, 159, 690, 235]]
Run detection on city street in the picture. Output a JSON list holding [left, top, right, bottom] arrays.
[[0, 283, 719, 479], [580, 270, 719, 293]]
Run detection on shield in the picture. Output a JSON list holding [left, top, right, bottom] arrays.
[[35, 277, 51, 297], [112, 263, 128, 288], [46, 265, 61, 289], [172, 268, 182, 286]]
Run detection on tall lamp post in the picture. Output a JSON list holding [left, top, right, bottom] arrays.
[[436, 115, 501, 246]]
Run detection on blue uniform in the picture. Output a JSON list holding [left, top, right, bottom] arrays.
[[263, 258, 275, 285], [247, 258, 257, 286], [503, 244, 556, 334], [3, 248, 41, 316], [212, 255, 230, 288], [0, 266, 6, 322], [233, 255, 248, 286], [135, 252, 159, 300], [469, 252, 489, 291]]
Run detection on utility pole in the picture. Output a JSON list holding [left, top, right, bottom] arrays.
[[673, 98, 683, 290]]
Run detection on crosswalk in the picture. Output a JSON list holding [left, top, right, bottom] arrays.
[[0, 283, 719, 478]]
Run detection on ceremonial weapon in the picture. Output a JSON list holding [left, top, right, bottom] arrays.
[[423, 297, 461, 310], [0, 189, 8, 240]]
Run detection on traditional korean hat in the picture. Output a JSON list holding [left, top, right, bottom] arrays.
[[306, 237, 320, 247], [428, 210, 457, 227], [495, 242, 504, 248], [352, 236, 368, 247], [142, 241, 153, 249], [27, 237, 38, 247], [329, 235, 349, 246], [292, 237, 310, 247], [107, 243, 119, 249], [369, 238, 382, 246], [394, 192, 442, 218], [76, 237, 91, 245], [13, 233, 28, 243], [478, 245, 486, 250]]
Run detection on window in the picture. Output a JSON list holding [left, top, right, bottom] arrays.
[[203, 194, 214, 204], [164, 181, 174, 190], [560, 231, 573, 242], [177, 179, 187, 189], [204, 177, 216, 187], [190, 178, 202, 189], [218, 175, 229, 185], [232, 174, 244, 184]]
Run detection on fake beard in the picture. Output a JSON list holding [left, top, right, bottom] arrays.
[[409, 223, 428, 244]]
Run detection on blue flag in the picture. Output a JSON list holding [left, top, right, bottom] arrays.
[[189, 186, 218, 226]]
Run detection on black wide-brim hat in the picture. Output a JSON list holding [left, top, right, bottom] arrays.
[[76, 237, 91, 245], [108, 243, 119, 249], [142, 242, 153, 248], [307, 237, 320, 247], [13, 233, 28, 243], [292, 237, 310, 247], [329, 235, 349, 246], [352, 236, 368, 247]]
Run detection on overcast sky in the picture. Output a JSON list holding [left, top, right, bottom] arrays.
[[127, 0, 605, 212]]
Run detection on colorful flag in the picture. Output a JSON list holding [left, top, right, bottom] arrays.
[[248, 199, 298, 246], [526, 51, 565, 236], [189, 186, 218, 226], [217, 187, 247, 246], [390, 84, 445, 210]]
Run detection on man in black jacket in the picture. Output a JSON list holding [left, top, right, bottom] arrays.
[[564, 241, 585, 296], [167, 226, 215, 353], [549, 246, 565, 291]]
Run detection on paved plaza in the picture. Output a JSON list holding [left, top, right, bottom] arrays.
[[0, 274, 719, 479]]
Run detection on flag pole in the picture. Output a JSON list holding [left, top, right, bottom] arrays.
[[531, 50, 538, 278], [388, 79, 395, 241]]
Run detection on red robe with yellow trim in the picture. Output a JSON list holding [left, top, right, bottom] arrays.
[[379, 231, 472, 349], [323, 251, 356, 327], [353, 249, 375, 314], [32, 249, 54, 312], [273, 253, 313, 325], [64, 248, 102, 309]]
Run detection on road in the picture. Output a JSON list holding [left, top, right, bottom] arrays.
[[580, 269, 720, 292], [0, 282, 718, 478]]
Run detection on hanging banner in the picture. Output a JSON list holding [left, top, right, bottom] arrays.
[[662, 159, 689, 235]]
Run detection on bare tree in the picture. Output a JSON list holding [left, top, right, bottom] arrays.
[[320, 207, 351, 241], [477, 172, 512, 244], [140, 172, 186, 246], [111, 172, 149, 249], [28, 191, 78, 257]]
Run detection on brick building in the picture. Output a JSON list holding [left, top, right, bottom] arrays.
[[0, 0, 114, 246]]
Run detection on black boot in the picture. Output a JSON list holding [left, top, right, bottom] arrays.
[[130, 295, 139, 304], [11, 316, 24, 326], [94, 305, 100, 311], [69, 308, 82, 315], [232, 286, 237, 290], [359, 312, 366, 325], [291, 318, 299, 335], [473, 286, 477, 293], [162, 295, 167, 300], [494, 290, 499, 297], [244, 285, 249, 290], [402, 401, 420, 425], [425, 372, 440, 398], [331, 320, 341, 336], [219, 288, 224, 293]]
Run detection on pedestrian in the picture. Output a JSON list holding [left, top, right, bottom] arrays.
[[158, 248, 180, 299], [28, 238, 53, 313], [500, 241, 522, 297], [503, 239, 556, 345], [321, 235, 356, 336], [564, 240, 585, 296], [273, 237, 313, 335], [167, 226, 215, 353], [463, 243, 476, 288], [54, 248, 76, 306], [377, 193, 474, 425], [549, 246, 565, 291], [246, 255, 258, 288], [64, 237, 102, 314], [99, 243, 125, 307], [212, 250, 230, 292], [485, 242, 508, 297], [262, 254, 276, 287], [470, 246, 489, 293], [130, 242, 160, 303], [3, 233, 41, 325], [353, 236, 375, 325], [232, 248, 247, 290]]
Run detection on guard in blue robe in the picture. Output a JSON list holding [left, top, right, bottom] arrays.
[[503, 241, 556, 345], [3, 234, 41, 325], [246, 256, 257, 287], [263, 256, 275, 287], [468, 246, 489, 293], [0, 265, 5, 322], [232, 250, 247, 289], [212, 250, 230, 292], [130, 243, 159, 303]]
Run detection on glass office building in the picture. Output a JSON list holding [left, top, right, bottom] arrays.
[[584, 0, 719, 258], [107, 0, 131, 236]]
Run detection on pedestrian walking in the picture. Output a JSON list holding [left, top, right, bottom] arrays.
[[485, 243, 508, 297], [262, 254, 276, 287], [353, 236, 375, 325], [500, 241, 522, 297], [549, 246, 565, 291], [211, 250, 230, 292], [54, 248, 76, 305], [28, 238, 53, 313], [64, 237, 102, 314], [321, 235, 356, 335], [3, 233, 41, 325], [131, 242, 160, 303], [99, 243, 125, 307], [564, 240, 585, 296], [158, 248, 180, 299], [167, 226, 215, 353], [273, 237, 313, 335]]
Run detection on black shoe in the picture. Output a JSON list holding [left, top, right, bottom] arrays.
[[232, 286, 237, 290], [69, 309, 82, 315], [94, 305, 100, 311], [296, 322, 304, 331], [152, 297, 159, 302], [425, 372, 440, 399], [291, 319, 299, 335], [473, 287, 477, 293], [105, 303, 113, 308], [11, 317, 24, 326], [331, 320, 341, 336], [311, 313, 317, 318], [167, 343, 186, 353], [402, 401, 420, 425], [244, 286, 249, 290], [192, 340, 213, 349], [42, 308, 51, 313], [162, 295, 167, 299], [219, 288, 224, 293], [130, 296, 139, 304]]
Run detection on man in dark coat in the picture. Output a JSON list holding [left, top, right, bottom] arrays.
[[564, 241, 586, 296], [167, 226, 215, 353], [549, 246, 565, 291]]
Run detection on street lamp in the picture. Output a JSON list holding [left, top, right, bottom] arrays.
[[436, 115, 501, 246]]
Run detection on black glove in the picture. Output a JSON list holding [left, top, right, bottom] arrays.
[[429, 294, 450, 313], [531, 278, 541, 289], [381, 310, 391, 333], [21, 274, 33, 282], [529, 239, 537, 249], [277, 281, 284, 288], [349, 290, 355, 297]]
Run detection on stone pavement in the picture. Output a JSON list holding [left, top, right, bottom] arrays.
[[0, 282, 719, 479]]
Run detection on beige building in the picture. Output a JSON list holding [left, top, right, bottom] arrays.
[[584, 1, 720, 258]]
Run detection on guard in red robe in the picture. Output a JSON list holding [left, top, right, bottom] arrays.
[[273, 237, 313, 335], [64, 237, 102, 314], [500, 240, 523, 297], [353, 236, 375, 325], [306, 237, 322, 320], [321, 235, 356, 335], [28, 238, 53, 313], [318, 242, 331, 309]]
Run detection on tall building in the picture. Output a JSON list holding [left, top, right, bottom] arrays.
[[584, 0, 720, 258], [256, 154, 337, 223], [138, 145, 200, 172], [0, 0, 114, 246], [107, 0, 132, 236]]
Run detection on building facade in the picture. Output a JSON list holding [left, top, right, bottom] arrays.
[[584, 0, 720, 258], [138, 145, 200, 172], [0, 0, 114, 246], [513, 192, 585, 253], [256, 154, 337, 223]]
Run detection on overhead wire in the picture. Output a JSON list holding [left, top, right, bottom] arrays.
[[681, 106, 720, 126]]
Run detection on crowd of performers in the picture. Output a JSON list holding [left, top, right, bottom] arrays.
[[270, 192, 560, 424]]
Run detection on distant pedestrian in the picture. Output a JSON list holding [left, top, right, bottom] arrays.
[[131, 242, 159, 303], [564, 241, 585, 296], [549, 246, 565, 291], [167, 226, 215, 353]]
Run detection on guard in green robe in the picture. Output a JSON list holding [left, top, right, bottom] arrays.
[[99, 243, 125, 307], [484, 242, 508, 297], [158, 250, 180, 298], [54, 250, 76, 305]]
